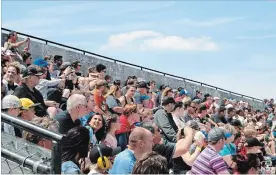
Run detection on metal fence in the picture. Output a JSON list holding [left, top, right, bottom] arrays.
[[1, 27, 263, 103], [1, 113, 63, 174]]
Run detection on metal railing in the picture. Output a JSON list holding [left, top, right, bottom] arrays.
[[1, 112, 63, 174], [1, 27, 263, 102]]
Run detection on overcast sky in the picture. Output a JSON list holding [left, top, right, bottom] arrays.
[[2, 1, 276, 100]]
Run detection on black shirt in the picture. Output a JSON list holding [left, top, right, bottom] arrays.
[[173, 156, 191, 174], [13, 83, 47, 117], [153, 143, 175, 169], [55, 110, 80, 134]]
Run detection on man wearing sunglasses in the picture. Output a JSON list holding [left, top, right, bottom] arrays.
[[13, 66, 48, 118]]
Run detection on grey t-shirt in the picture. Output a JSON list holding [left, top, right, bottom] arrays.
[[106, 95, 120, 109]]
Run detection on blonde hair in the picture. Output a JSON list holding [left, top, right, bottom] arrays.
[[104, 85, 119, 98], [162, 87, 172, 97], [7, 61, 21, 74], [223, 124, 236, 134]]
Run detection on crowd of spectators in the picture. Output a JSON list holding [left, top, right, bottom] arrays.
[[1, 31, 276, 174]]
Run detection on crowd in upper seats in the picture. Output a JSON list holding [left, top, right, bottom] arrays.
[[1, 31, 276, 174]]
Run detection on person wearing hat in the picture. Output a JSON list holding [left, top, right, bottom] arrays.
[[2, 95, 22, 136], [245, 137, 263, 154], [190, 127, 230, 175], [19, 98, 40, 121], [13, 65, 48, 117], [175, 89, 188, 102], [88, 144, 121, 174], [153, 96, 178, 143], [134, 81, 149, 111], [33, 62, 65, 99]]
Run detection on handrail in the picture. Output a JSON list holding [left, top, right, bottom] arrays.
[[1, 148, 50, 174], [1, 27, 263, 102], [1, 112, 63, 141]]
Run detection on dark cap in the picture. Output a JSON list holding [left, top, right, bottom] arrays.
[[89, 144, 121, 163], [54, 55, 63, 61], [162, 97, 176, 106], [22, 67, 43, 78], [137, 81, 148, 89], [246, 137, 263, 147]]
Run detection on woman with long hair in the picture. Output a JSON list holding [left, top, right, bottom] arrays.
[[115, 104, 140, 150], [105, 85, 124, 115], [86, 114, 106, 147], [61, 126, 90, 174], [102, 114, 121, 148]]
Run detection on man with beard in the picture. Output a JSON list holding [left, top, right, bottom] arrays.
[[2, 62, 20, 95], [94, 80, 109, 116], [212, 106, 227, 126]]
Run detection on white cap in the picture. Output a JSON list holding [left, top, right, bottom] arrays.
[[225, 104, 233, 109], [2, 95, 22, 109], [214, 97, 219, 100]]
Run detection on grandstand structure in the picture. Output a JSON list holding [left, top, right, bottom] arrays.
[[1, 28, 264, 110]]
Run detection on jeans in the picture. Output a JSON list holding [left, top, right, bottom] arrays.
[[116, 132, 129, 151]]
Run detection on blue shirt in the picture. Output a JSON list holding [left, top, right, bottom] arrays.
[[219, 143, 236, 156], [109, 149, 136, 174], [62, 161, 81, 174], [79, 112, 94, 126]]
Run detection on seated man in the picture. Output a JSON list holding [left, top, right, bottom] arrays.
[[154, 97, 178, 143], [2, 95, 22, 137], [13, 66, 47, 117], [20, 98, 40, 121]]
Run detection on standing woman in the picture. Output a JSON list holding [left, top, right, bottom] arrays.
[[61, 126, 90, 174], [115, 104, 140, 151]]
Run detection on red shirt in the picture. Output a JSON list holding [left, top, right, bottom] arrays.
[[115, 115, 135, 135], [94, 90, 107, 112]]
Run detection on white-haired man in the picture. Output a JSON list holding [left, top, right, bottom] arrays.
[[55, 94, 88, 134]]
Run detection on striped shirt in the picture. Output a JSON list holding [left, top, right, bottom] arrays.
[[189, 145, 228, 174]]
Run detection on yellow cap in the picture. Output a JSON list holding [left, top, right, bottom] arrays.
[[20, 98, 40, 110]]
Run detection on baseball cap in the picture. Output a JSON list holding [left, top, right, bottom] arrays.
[[33, 58, 48, 68], [162, 97, 176, 106], [208, 128, 225, 142], [22, 67, 43, 78], [2, 95, 22, 109], [20, 98, 40, 110], [89, 144, 121, 163], [186, 120, 200, 130], [137, 81, 148, 89], [214, 97, 219, 100], [225, 104, 233, 109], [179, 89, 189, 96], [246, 137, 264, 147]]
